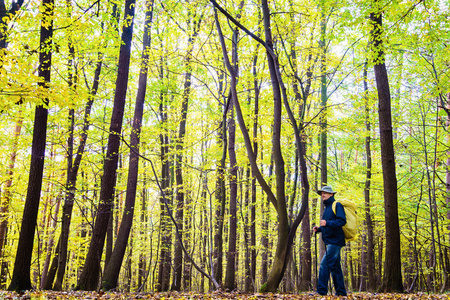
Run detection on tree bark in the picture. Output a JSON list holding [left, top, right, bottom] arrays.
[[370, 4, 403, 292], [7, 0, 53, 291], [75, 0, 136, 290]]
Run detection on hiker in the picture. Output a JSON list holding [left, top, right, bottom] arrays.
[[313, 186, 347, 296]]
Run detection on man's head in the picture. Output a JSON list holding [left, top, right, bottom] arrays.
[[317, 186, 337, 201]]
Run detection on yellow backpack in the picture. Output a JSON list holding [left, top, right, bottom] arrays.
[[332, 199, 358, 242]]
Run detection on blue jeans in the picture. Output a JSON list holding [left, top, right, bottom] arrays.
[[317, 244, 347, 296]]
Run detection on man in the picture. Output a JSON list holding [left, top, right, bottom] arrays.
[[313, 186, 347, 296]]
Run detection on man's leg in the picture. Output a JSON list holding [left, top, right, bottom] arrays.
[[329, 245, 347, 296], [317, 245, 334, 295]]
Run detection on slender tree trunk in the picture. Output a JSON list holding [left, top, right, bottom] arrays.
[[245, 49, 260, 290], [7, 0, 53, 291], [223, 5, 243, 290], [182, 195, 192, 290], [319, 1, 328, 189], [172, 17, 201, 288], [244, 167, 252, 292], [0, 0, 25, 64], [0, 117, 22, 289], [40, 195, 61, 288], [101, 0, 153, 290], [363, 62, 376, 291], [157, 55, 172, 292], [213, 70, 227, 287], [138, 159, 148, 290], [318, 2, 328, 265], [76, 0, 136, 290], [224, 99, 238, 292], [445, 98, 450, 291], [250, 66, 258, 295], [370, 3, 403, 292], [261, 158, 273, 285]]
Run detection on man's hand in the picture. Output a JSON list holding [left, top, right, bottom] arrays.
[[320, 219, 327, 227], [313, 226, 319, 233]]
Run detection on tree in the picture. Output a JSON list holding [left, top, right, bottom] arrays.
[[0, 117, 22, 288], [369, 0, 403, 292], [76, 0, 136, 290], [101, 0, 154, 291], [7, 0, 53, 291], [212, 0, 311, 292], [0, 0, 24, 56], [362, 62, 376, 291], [172, 5, 203, 290]]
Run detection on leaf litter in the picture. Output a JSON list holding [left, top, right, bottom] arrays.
[[0, 291, 449, 300]]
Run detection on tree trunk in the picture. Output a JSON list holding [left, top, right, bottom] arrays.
[[244, 167, 252, 292], [138, 159, 148, 291], [75, 0, 136, 290], [213, 70, 227, 287], [7, 0, 53, 291], [363, 62, 376, 291], [157, 55, 172, 292], [249, 38, 260, 293], [0, 117, 22, 289], [101, 0, 153, 290], [172, 18, 200, 289], [182, 195, 192, 290], [40, 195, 61, 288], [223, 97, 238, 292], [261, 158, 273, 285], [445, 97, 450, 291], [212, 0, 310, 292], [370, 3, 403, 292], [0, 0, 25, 60], [223, 6, 242, 290]]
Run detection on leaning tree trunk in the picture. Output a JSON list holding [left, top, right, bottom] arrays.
[[101, 0, 154, 290], [75, 0, 136, 290], [370, 3, 403, 292], [7, 0, 53, 291]]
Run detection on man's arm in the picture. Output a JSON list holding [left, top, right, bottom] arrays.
[[327, 202, 346, 228]]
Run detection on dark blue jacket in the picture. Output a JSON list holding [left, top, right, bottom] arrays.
[[317, 196, 346, 246]]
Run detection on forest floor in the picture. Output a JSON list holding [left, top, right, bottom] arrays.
[[0, 291, 449, 300]]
